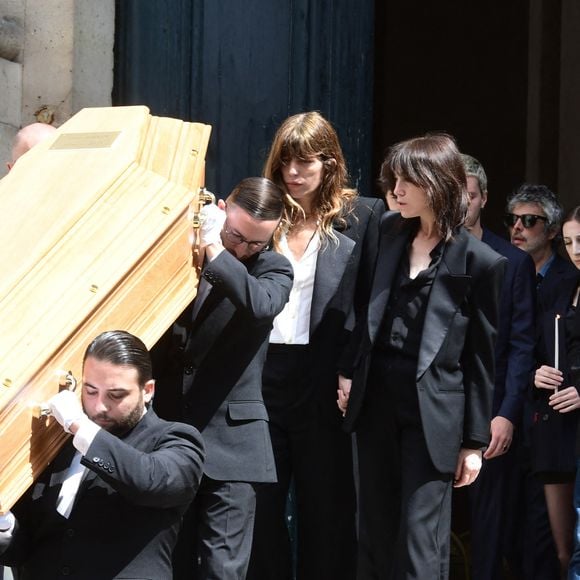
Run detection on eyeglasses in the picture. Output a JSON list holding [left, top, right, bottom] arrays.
[[503, 213, 548, 229], [222, 221, 269, 250]]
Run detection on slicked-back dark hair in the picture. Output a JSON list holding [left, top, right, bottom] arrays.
[[83, 330, 152, 387], [227, 177, 285, 221]]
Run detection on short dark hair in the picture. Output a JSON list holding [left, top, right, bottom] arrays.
[[226, 177, 285, 221], [379, 133, 468, 240], [507, 184, 563, 233], [83, 330, 152, 387]]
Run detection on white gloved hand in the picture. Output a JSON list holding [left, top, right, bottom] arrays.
[[0, 511, 15, 532], [199, 203, 226, 247], [48, 390, 87, 434]]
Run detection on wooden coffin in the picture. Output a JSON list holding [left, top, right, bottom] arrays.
[[0, 106, 212, 513]]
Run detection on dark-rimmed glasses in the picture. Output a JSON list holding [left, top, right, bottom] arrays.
[[222, 221, 269, 250], [503, 213, 548, 229]]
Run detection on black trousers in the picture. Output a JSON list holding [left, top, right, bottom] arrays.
[[468, 442, 516, 580], [173, 476, 256, 580], [356, 355, 453, 580], [247, 345, 357, 580]]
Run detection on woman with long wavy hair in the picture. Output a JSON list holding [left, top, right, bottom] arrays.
[[247, 112, 384, 580]]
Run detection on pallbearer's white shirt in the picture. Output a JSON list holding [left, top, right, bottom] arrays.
[[0, 409, 149, 535], [270, 232, 319, 345], [55, 418, 101, 519]]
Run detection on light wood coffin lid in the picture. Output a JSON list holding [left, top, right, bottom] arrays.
[[0, 106, 211, 512]]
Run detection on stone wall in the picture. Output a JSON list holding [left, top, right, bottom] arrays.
[[0, 0, 114, 176]]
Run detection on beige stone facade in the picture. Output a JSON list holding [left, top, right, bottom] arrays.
[[0, 0, 114, 175]]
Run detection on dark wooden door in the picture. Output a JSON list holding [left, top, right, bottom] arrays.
[[113, 0, 375, 199]]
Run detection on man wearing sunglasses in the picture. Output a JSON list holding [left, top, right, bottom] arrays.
[[505, 184, 577, 578], [152, 177, 293, 580], [505, 184, 575, 292], [462, 155, 538, 580]]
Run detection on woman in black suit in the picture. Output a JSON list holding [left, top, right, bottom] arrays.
[[247, 111, 384, 580], [338, 133, 506, 579], [533, 205, 580, 579]]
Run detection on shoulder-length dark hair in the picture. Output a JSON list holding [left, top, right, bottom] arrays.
[[264, 111, 356, 245], [378, 133, 468, 240]]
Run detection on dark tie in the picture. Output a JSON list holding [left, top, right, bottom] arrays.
[[536, 272, 544, 288]]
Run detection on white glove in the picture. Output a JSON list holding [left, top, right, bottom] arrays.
[[0, 511, 15, 532], [199, 203, 226, 247], [48, 390, 87, 434]]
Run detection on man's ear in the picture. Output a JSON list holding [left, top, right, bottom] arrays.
[[217, 199, 226, 210], [143, 379, 155, 403], [481, 191, 489, 208]]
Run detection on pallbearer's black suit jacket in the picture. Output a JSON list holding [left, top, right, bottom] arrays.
[[0, 409, 205, 580], [153, 248, 293, 483]]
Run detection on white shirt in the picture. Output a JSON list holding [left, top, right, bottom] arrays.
[[55, 418, 102, 519], [270, 232, 319, 345]]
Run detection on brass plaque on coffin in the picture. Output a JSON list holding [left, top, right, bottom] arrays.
[[0, 106, 211, 513], [50, 131, 121, 149]]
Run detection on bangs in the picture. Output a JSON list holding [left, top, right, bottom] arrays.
[[381, 143, 425, 192], [279, 139, 320, 162], [277, 121, 324, 162]]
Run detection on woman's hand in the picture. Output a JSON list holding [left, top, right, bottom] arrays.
[[453, 448, 482, 488], [549, 386, 580, 413], [534, 365, 563, 390], [337, 375, 352, 417]]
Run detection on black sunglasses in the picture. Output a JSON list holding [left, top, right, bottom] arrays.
[[503, 213, 548, 229]]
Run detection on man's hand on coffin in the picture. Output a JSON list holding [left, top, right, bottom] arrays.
[[48, 390, 87, 434], [200, 203, 226, 248]]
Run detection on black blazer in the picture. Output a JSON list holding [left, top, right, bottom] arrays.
[[0, 409, 205, 580], [153, 248, 293, 483], [305, 196, 385, 423], [343, 213, 506, 473], [482, 228, 536, 424]]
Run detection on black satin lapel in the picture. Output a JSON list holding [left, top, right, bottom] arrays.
[[368, 223, 409, 342], [310, 231, 355, 333], [416, 249, 470, 379]]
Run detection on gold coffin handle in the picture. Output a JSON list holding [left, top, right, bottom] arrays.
[[32, 370, 78, 419]]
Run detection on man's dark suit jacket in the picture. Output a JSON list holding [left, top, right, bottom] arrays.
[[0, 409, 205, 580], [343, 213, 506, 473], [153, 248, 293, 483], [482, 228, 536, 424]]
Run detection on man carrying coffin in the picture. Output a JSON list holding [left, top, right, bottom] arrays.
[[153, 177, 293, 579], [0, 330, 205, 580]]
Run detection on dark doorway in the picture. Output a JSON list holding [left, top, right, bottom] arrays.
[[373, 1, 530, 235]]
